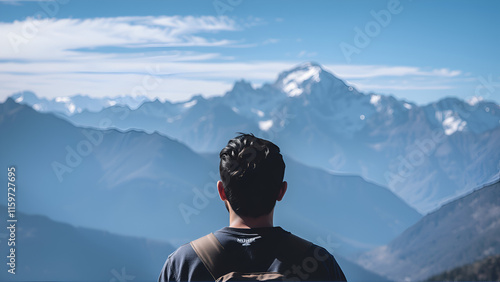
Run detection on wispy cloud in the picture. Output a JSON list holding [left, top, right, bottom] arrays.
[[322, 64, 464, 92], [0, 0, 22, 5], [0, 15, 252, 100], [297, 50, 317, 58], [0, 16, 240, 58], [262, 38, 279, 45], [0, 15, 468, 102], [324, 64, 462, 79]]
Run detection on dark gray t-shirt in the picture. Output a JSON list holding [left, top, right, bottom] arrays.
[[158, 226, 347, 281]]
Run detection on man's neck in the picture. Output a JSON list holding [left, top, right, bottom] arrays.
[[229, 210, 274, 229]]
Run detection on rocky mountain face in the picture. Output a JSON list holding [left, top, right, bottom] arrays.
[[427, 254, 500, 282], [5, 61, 499, 281], [0, 99, 422, 281], [28, 62, 500, 214], [356, 180, 500, 281]]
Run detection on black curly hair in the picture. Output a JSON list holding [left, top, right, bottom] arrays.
[[219, 133, 286, 217]]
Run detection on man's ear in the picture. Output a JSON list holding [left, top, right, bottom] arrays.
[[217, 181, 227, 201], [277, 181, 287, 201]]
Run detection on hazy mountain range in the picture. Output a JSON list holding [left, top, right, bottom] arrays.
[[0, 98, 421, 250], [0, 98, 420, 281], [0, 205, 390, 282], [0, 205, 175, 281], [12, 62, 499, 213], [3, 61, 499, 281], [356, 179, 500, 281], [10, 91, 150, 115]]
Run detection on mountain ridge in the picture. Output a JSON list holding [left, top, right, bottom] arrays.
[[0, 99, 421, 254], [0, 98, 423, 281], [355, 179, 500, 281], [9, 91, 150, 116], [427, 254, 500, 281], [7, 62, 500, 214], [0, 204, 175, 281]]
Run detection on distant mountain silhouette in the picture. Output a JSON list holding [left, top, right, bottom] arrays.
[[0, 98, 421, 281], [5, 61, 499, 282], [0, 97, 223, 243], [356, 179, 500, 281], [203, 152, 422, 255], [38, 62, 500, 214], [0, 205, 175, 281], [10, 90, 149, 115]]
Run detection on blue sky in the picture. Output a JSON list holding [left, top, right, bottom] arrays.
[[0, 0, 499, 104]]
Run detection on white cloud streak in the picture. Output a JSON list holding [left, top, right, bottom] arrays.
[[0, 16, 466, 101], [0, 16, 239, 58], [324, 64, 462, 79]]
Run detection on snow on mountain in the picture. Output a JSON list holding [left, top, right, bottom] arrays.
[[274, 62, 353, 97], [9, 62, 500, 214], [268, 62, 383, 136], [217, 79, 286, 123], [423, 97, 500, 135], [10, 63, 499, 138], [279, 62, 322, 96], [10, 91, 150, 116], [272, 63, 499, 137]]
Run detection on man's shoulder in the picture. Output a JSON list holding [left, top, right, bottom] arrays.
[[281, 233, 347, 281], [160, 231, 346, 281], [159, 240, 211, 282], [167, 242, 198, 263], [168, 231, 224, 262], [285, 233, 334, 262]]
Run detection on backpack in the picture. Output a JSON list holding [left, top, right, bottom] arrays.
[[190, 232, 312, 281]]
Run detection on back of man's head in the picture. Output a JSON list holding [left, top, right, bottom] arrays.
[[219, 133, 286, 218]]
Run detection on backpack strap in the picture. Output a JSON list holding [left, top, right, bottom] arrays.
[[190, 232, 313, 280], [190, 233, 226, 280]]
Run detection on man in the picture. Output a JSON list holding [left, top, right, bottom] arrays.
[[159, 133, 347, 281]]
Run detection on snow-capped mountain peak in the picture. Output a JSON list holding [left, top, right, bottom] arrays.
[[8, 62, 499, 216], [274, 62, 356, 99], [280, 62, 322, 97], [424, 97, 500, 135]]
